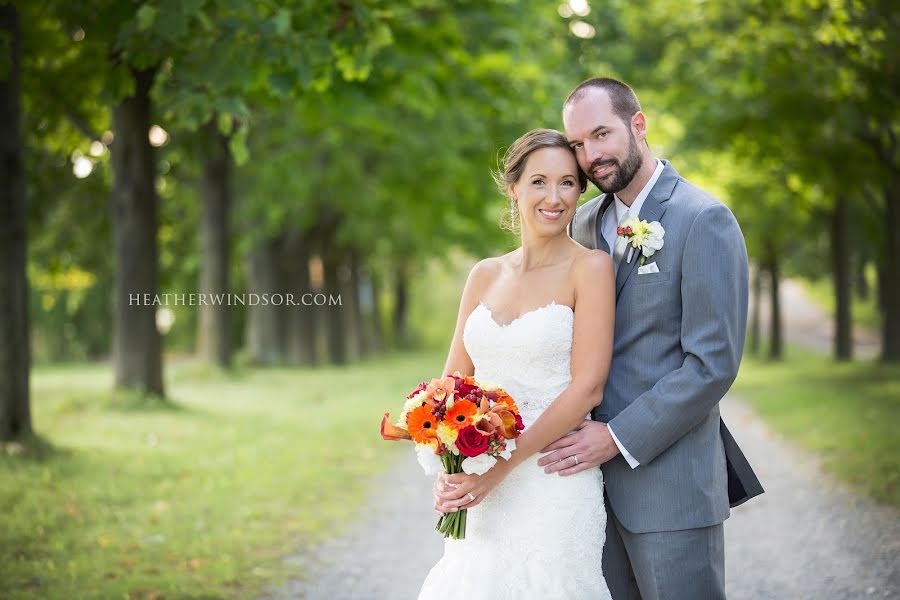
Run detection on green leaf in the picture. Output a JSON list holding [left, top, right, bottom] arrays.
[[267, 71, 294, 97], [217, 112, 233, 136], [274, 9, 292, 36], [229, 127, 249, 166], [216, 96, 249, 120], [136, 6, 157, 31]]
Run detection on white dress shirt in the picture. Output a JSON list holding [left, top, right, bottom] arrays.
[[602, 158, 664, 469]]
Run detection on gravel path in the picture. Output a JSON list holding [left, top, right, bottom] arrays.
[[261, 396, 899, 600], [720, 396, 898, 599], [261, 280, 898, 599], [262, 450, 442, 600]]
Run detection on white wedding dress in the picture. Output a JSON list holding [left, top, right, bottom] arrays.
[[418, 301, 612, 600]]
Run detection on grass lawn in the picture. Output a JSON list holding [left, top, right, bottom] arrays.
[[1, 351, 444, 599], [733, 347, 900, 507]]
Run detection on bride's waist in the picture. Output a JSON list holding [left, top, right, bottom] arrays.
[[493, 450, 604, 491]]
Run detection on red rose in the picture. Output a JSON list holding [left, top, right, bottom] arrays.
[[624, 226, 633, 235], [616, 226, 624, 236], [455, 425, 490, 457]]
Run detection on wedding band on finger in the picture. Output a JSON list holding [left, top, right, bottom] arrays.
[[573, 455, 579, 465], [467, 492, 476, 502]]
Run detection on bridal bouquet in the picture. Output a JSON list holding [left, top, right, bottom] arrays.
[[380, 372, 524, 539]]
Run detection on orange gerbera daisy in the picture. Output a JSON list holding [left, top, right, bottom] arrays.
[[443, 398, 477, 431], [406, 404, 439, 445]]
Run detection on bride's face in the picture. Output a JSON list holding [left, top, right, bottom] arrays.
[[509, 147, 581, 237]]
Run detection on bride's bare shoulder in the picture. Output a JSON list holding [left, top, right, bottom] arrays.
[[469, 250, 517, 280], [569, 245, 613, 279], [463, 251, 517, 302]]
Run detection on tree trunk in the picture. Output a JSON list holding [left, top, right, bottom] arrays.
[[368, 267, 386, 353], [855, 257, 869, 301], [766, 240, 783, 361], [749, 262, 762, 356], [282, 229, 316, 366], [345, 249, 366, 360], [197, 119, 232, 368], [0, 4, 31, 441], [110, 66, 164, 397], [245, 236, 284, 365], [883, 181, 900, 361], [393, 257, 410, 349], [356, 257, 378, 357], [322, 248, 346, 364], [831, 195, 852, 361]]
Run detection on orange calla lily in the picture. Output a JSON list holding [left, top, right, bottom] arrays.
[[474, 417, 496, 435], [493, 409, 519, 438], [380, 412, 411, 441]]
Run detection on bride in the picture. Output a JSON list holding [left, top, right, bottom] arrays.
[[418, 128, 615, 599]]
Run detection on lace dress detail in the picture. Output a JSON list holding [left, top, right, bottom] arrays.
[[418, 302, 611, 600]]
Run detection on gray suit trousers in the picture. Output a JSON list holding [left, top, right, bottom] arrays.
[[603, 494, 725, 600]]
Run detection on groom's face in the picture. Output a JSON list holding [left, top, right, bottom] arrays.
[[563, 89, 644, 194]]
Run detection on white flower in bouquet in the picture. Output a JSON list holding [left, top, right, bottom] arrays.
[[497, 438, 516, 461], [416, 444, 444, 476], [461, 453, 498, 475]]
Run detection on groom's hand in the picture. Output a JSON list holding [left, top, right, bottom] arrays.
[[537, 421, 620, 476]]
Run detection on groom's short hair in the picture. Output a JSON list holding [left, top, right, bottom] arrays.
[[564, 77, 642, 126]]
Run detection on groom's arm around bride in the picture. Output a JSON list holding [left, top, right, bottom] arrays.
[[541, 194, 761, 509]]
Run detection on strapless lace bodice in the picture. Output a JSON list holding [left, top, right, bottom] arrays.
[[418, 299, 611, 600], [464, 301, 577, 421]]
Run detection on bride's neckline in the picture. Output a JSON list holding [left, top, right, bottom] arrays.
[[476, 300, 574, 328]]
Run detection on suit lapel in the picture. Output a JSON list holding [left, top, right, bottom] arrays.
[[615, 161, 679, 298], [594, 194, 614, 254]]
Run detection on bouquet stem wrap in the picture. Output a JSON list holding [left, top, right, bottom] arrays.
[[436, 453, 466, 539]]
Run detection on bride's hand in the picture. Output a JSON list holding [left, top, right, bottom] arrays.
[[433, 463, 510, 514]]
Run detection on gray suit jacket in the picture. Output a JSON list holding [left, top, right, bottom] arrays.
[[570, 160, 763, 534]]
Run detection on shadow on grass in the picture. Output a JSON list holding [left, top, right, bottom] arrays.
[[45, 387, 202, 417], [1, 432, 66, 463], [107, 387, 193, 413]]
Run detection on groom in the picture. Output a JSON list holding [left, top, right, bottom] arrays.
[[540, 77, 764, 599]]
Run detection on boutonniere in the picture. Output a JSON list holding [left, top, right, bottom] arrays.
[[617, 217, 665, 266]]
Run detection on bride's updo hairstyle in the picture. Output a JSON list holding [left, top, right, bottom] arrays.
[[493, 128, 587, 233]]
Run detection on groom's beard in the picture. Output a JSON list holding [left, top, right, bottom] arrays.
[[587, 134, 643, 194]]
